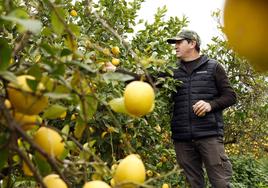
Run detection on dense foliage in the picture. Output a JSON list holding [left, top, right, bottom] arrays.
[[0, 0, 267, 187]]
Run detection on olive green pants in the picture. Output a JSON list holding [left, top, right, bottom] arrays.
[[174, 136, 232, 188]]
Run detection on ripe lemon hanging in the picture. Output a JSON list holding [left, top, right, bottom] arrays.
[[7, 75, 48, 115], [83, 180, 111, 188], [111, 58, 120, 66], [70, 9, 78, 17], [111, 46, 120, 56], [224, 0, 268, 72], [43, 174, 67, 188], [124, 81, 155, 117], [114, 154, 146, 188], [34, 127, 65, 158]]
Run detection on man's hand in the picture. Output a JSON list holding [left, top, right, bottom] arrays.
[[193, 100, 212, 117]]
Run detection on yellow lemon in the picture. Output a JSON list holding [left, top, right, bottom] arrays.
[[59, 111, 67, 119], [4, 99, 12, 109], [7, 75, 48, 115], [111, 58, 120, 66], [70, 9, 78, 17], [22, 161, 33, 176], [110, 178, 116, 187], [224, 0, 268, 72], [111, 46, 120, 56], [34, 127, 64, 158], [43, 174, 67, 188], [114, 154, 146, 188], [83, 180, 111, 188], [124, 81, 155, 117], [162, 183, 169, 188], [103, 48, 111, 56], [13, 111, 40, 131]]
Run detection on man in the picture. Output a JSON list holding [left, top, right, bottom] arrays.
[[166, 29, 236, 188]]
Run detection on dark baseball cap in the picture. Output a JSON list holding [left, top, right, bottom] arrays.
[[167, 29, 201, 47]]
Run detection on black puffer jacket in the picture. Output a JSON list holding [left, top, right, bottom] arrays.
[[171, 55, 225, 141]]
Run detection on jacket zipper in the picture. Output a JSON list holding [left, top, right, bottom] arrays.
[[188, 75, 193, 139]]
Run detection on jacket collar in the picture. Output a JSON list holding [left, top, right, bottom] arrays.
[[178, 55, 210, 73]]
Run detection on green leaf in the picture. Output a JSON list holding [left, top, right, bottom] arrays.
[[51, 63, 65, 76], [8, 8, 28, 18], [51, 8, 66, 35], [0, 148, 8, 171], [0, 38, 12, 71], [34, 152, 51, 176], [26, 77, 38, 92], [41, 26, 53, 36], [80, 95, 98, 119], [42, 104, 67, 119], [1, 15, 42, 34], [126, 28, 134, 33], [68, 23, 80, 36], [103, 72, 134, 82], [0, 71, 17, 82], [60, 48, 72, 56], [61, 124, 70, 136], [28, 64, 42, 80], [67, 61, 95, 73], [74, 121, 86, 139], [40, 43, 56, 55]]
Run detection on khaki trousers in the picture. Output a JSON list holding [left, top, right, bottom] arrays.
[[174, 136, 232, 188]]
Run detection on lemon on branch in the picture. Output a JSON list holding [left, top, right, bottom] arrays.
[[124, 81, 155, 117], [111, 58, 120, 66], [114, 154, 146, 188], [7, 75, 48, 115], [83, 180, 111, 188], [111, 46, 120, 56], [70, 9, 78, 17], [34, 127, 65, 158], [43, 174, 67, 188]]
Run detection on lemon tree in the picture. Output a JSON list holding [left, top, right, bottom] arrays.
[[0, 0, 267, 188]]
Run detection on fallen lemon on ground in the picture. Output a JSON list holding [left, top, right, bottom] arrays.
[[34, 127, 64, 158], [7, 75, 48, 115], [114, 154, 146, 188], [43, 174, 67, 188], [83, 180, 111, 188], [124, 81, 155, 117], [224, 0, 268, 72]]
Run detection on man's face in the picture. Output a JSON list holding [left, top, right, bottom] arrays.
[[175, 39, 193, 59]]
